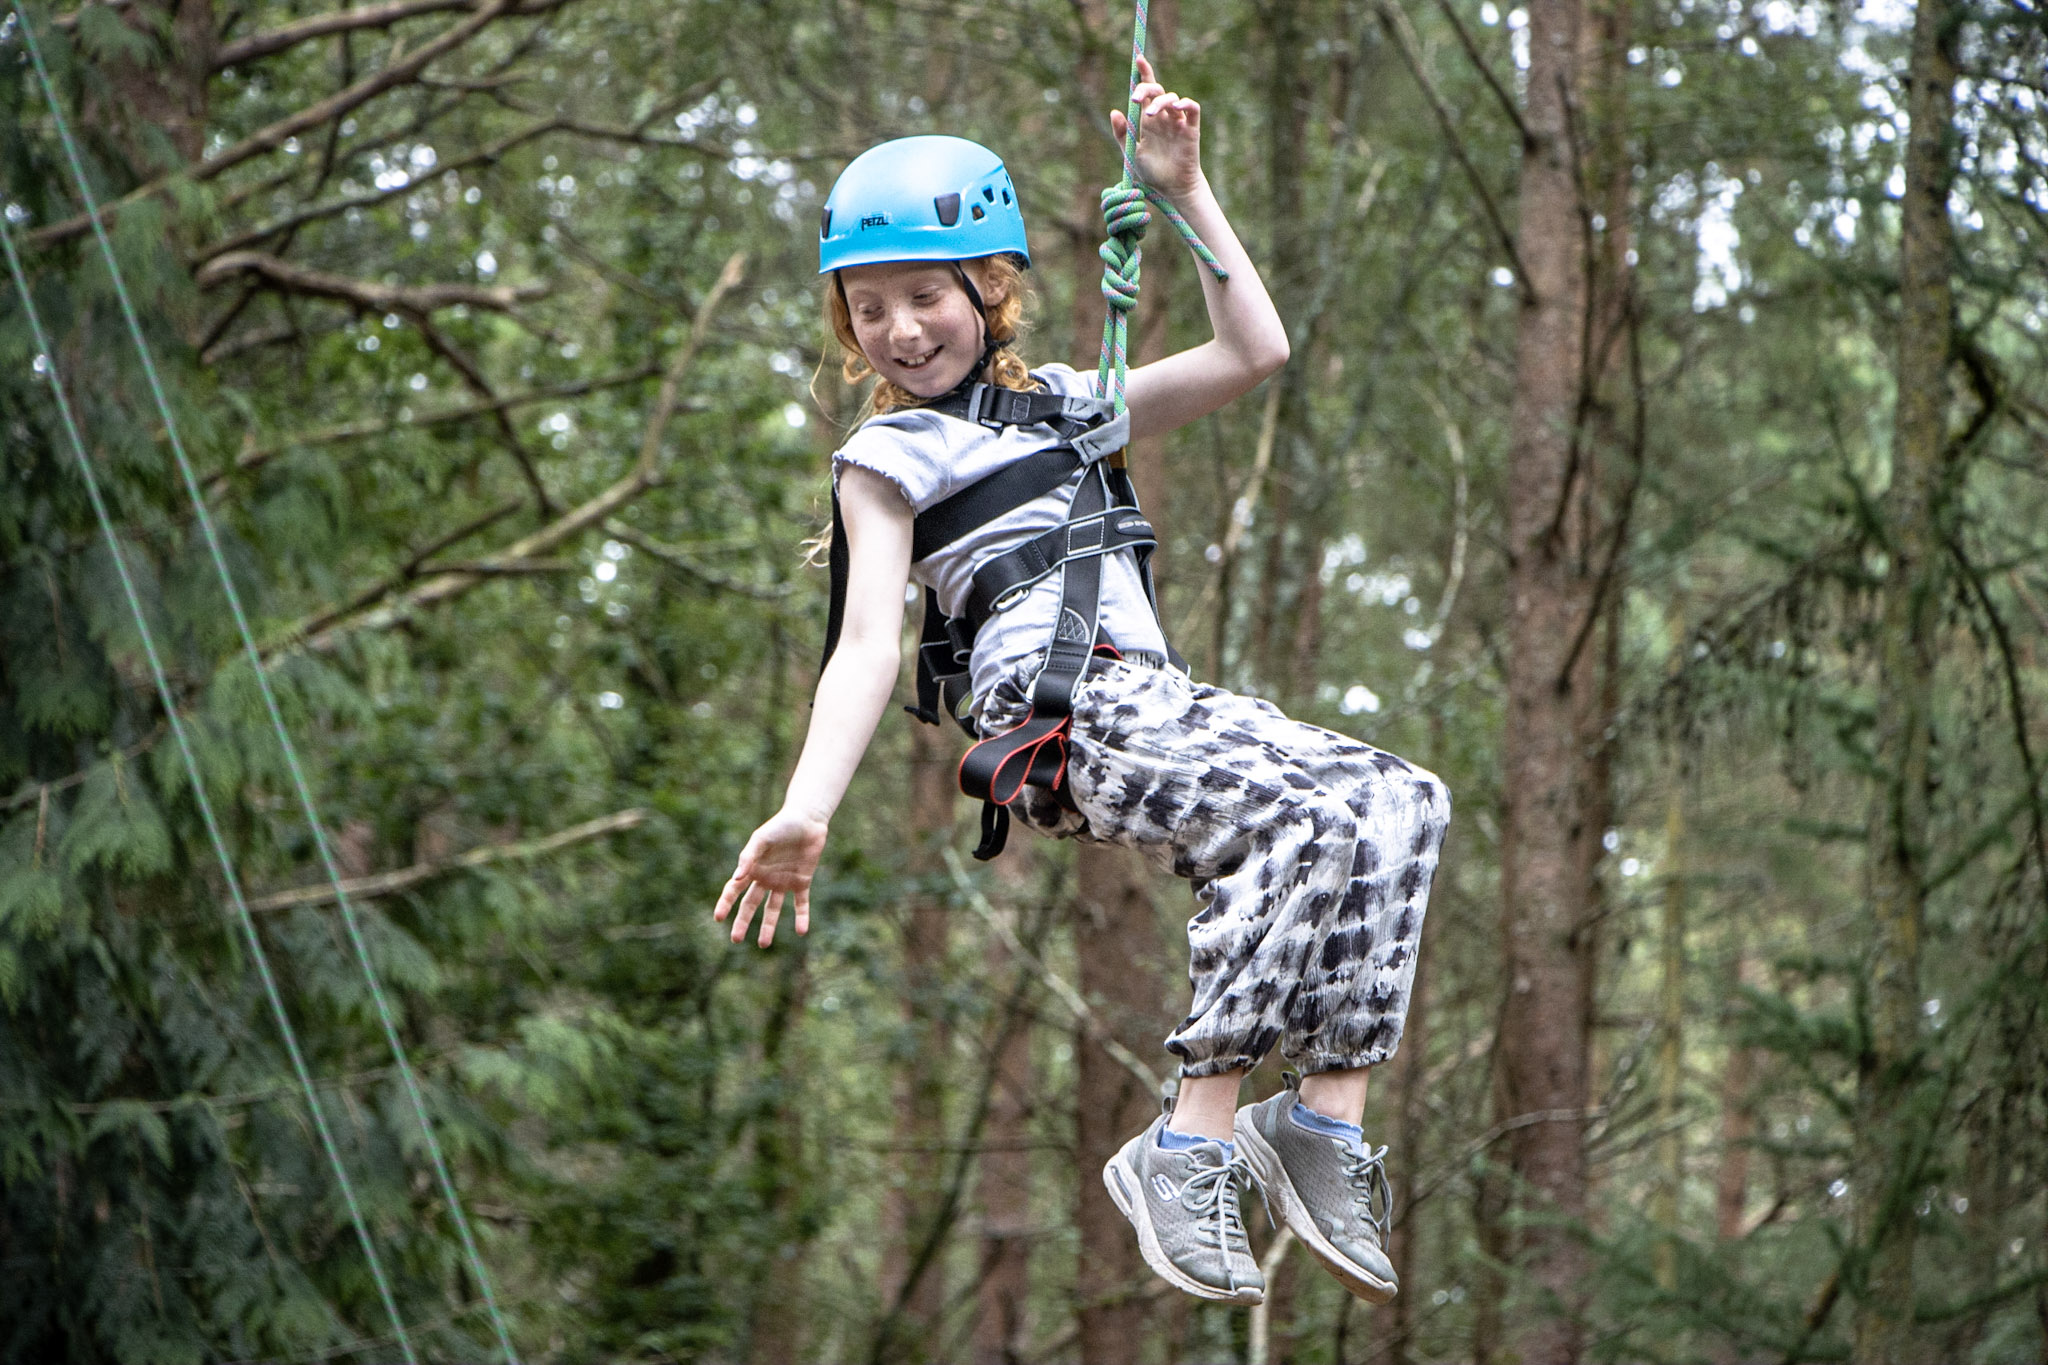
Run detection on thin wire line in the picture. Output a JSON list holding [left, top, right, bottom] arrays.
[[12, 8, 518, 1360], [0, 204, 421, 1365]]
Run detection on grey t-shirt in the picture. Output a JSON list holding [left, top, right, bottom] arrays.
[[832, 363, 1169, 709]]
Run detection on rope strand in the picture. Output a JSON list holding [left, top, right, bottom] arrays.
[[1095, 0, 1229, 413], [12, 8, 518, 1361]]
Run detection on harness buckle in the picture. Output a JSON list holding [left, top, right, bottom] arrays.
[[961, 383, 990, 427]]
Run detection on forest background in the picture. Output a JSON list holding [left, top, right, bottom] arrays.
[[2, 0, 2044, 1361]]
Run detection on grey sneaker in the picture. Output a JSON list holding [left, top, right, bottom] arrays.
[[1101, 1112, 1265, 1304], [1234, 1078, 1398, 1303]]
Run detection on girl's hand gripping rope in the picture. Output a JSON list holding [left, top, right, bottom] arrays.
[[715, 810, 828, 947], [1111, 56, 1205, 202]]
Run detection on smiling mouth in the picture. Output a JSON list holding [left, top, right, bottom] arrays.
[[895, 346, 941, 371]]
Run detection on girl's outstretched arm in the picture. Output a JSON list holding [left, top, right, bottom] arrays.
[[713, 465, 912, 947], [1113, 56, 1291, 442]]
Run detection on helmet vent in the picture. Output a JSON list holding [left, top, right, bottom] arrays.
[[1002, 189, 1012, 204], [983, 186, 995, 202], [934, 193, 962, 227], [819, 207, 832, 239], [971, 204, 986, 221]]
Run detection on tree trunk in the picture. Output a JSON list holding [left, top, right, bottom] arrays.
[[745, 944, 815, 1365], [974, 851, 1042, 1365], [879, 723, 956, 1358], [1852, 0, 1957, 1356], [973, 933, 1036, 1365], [1064, 5, 1188, 1360], [1074, 843, 1176, 1365], [1382, 880, 1439, 1365], [88, 0, 215, 173], [1494, 0, 1632, 1346], [1714, 951, 1759, 1243], [1653, 711, 1687, 1291]]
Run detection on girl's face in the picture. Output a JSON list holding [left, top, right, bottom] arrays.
[[839, 261, 987, 398]]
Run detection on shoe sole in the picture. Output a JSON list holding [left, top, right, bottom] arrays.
[[1234, 1113, 1398, 1305], [1101, 1147, 1265, 1306]]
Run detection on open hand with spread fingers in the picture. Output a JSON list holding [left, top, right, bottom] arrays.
[[713, 809, 828, 947]]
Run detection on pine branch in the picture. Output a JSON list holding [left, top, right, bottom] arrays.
[[244, 808, 648, 913], [2, 724, 168, 813], [288, 250, 746, 650], [194, 250, 544, 314]]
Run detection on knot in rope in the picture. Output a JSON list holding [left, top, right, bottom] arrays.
[[1098, 183, 1151, 316]]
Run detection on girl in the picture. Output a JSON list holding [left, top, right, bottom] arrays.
[[714, 60, 1451, 1308]]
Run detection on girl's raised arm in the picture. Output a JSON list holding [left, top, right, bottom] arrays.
[[1114, 58, 1291, 442], [713, 465, 912, 946]]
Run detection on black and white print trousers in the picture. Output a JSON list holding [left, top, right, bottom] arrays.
[[983, 658, 1452, 1079]]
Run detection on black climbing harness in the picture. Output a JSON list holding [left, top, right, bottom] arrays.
[[820, 380, 1182, 860]]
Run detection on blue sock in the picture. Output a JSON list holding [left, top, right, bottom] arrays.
[[1159, 1125, 1236, 1158], [1290, 1102, 1365, 1154]]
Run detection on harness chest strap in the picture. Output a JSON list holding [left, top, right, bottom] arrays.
[[955, 461, 1115, 858]]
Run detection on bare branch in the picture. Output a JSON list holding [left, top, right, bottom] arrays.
[[943, 847, 1164, 1096], [289, 250, 746, 650], [196, 119, 563, 263], [423, 557, 575, 575], [28, 0, 525, 249], [199, 0, 528, 181], [194, 250, 543, 313], [407, 313, 557, 513], [200, 317, 348, 366], [1428, 0, 1533, 145], [1176, 380, 1282, 642], [603, 521, 797, 600], [220, 365, 668, 482], [1374, 0, 1533, 299], [270, 499, 523, 645], [245, 808, 648, 913], [212, 0, 479, 70]]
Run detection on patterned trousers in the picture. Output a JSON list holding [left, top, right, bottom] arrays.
[[984, 658, 1451, 1079]]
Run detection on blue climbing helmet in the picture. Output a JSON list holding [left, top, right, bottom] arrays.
[[818, 135, 1030, 275]]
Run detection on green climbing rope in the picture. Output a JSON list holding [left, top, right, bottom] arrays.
[[10, 8, 518, 1362], [1095, 0, 1230, 413]]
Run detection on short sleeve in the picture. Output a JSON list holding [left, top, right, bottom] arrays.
[[1031, 362, 1093, 399], [831, 411, 949, 510]]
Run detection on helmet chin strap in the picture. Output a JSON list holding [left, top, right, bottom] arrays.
[[931, 263, 1005, 407]]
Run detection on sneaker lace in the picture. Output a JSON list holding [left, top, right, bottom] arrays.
[[1341, 1142, 1393, 1238], [1180, 1153, 1255, 1285]]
